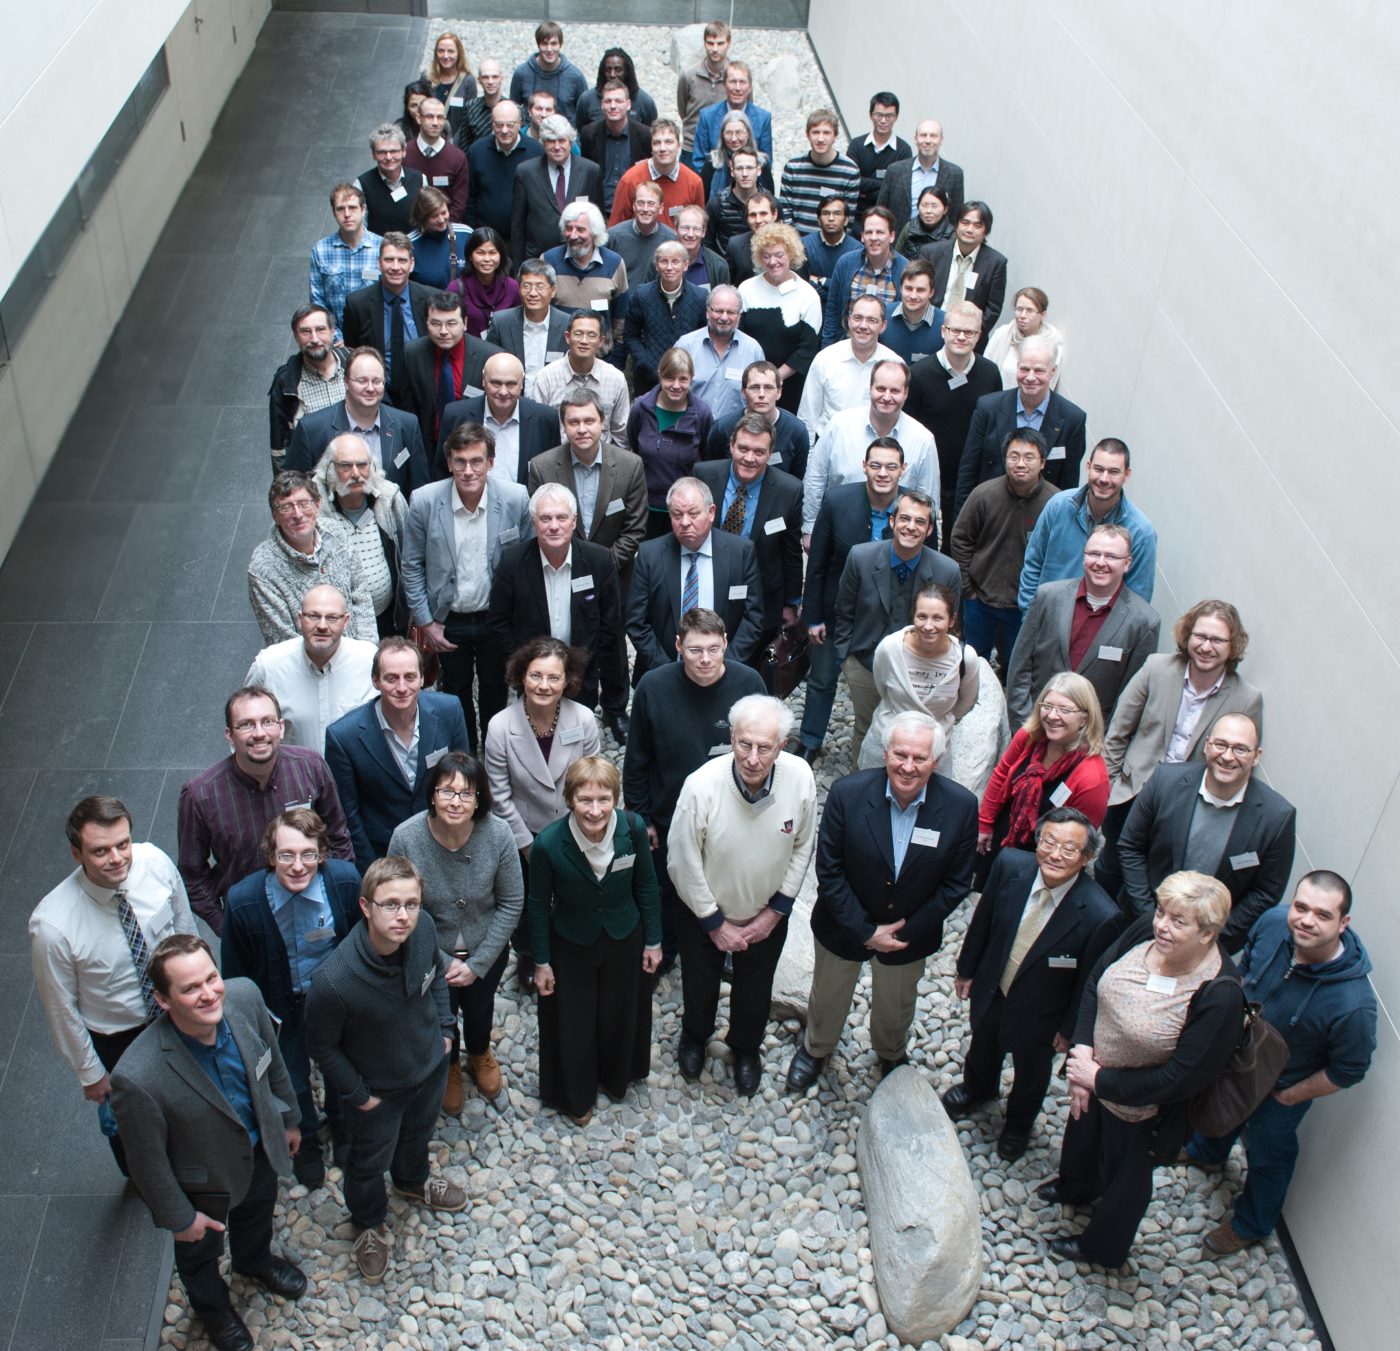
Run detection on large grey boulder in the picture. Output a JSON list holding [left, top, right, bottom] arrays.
[[668, 23, 707, 71], [943, 656, 1011, 798], [762, 53, 802, 120], [858, 1067, 982, 1343], [770, 856, 817, 1020]]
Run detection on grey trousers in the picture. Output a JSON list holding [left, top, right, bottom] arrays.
[[803, 938, 925, 1062]]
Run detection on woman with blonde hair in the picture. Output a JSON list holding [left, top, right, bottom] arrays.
[[426, 31, 477, 140], [737, 222, 822, 412]]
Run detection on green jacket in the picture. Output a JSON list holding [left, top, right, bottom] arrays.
[[527, 810, 661, 964]]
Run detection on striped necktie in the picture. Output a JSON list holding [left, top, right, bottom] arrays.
[[115, 890, 158, 1019], [681, 551, 700, 613]]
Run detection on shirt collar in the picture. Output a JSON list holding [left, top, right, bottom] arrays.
[[266, 871, 326, 912], [375, 698, 421, 741], [893, 303, 935, 328], [177, 1018, 231, 1057], [453, 480, 488, 514], [1032, 869, 1078, 905], [1022, 392, 1051, 419], [484, 407, 519, 429], [1199, 772, 1249, 809], [1184, 666, 1226, 700], [885, 778, 928, 812], [416, 134, 441, 156], [727, 465, 763, 494], [75, 869, 123, 907], [570, 447, 602, 472], [542, 544, 573, 575], [687, 532, 715, 559], [649, 159, 680, 182], [731, 758, 775, 804]]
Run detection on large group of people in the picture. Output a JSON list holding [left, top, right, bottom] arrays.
[[26, 18, 1376, 1350]]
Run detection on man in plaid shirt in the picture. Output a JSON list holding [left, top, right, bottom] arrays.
[[310, 182, 382, 339]]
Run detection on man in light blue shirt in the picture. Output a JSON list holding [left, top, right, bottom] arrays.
[[675, 286, 763, 424]]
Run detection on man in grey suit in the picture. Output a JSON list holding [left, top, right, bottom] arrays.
[[833, 488, 961, 766], [112, 935, 305, 1351], [483, 259, 570, 397], [1006, 523, 1161, 726], [875, 119, 965, 234], [401, 422, 533, 751]]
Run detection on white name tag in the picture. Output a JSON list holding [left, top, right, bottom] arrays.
[[611, 854, 635, 872], [306, 925, 335, 944], [1145, 972, 1177, 995], [500, 526, 519, 542], [1230, 851, 1261, 870], [605, 497, 624, 515], [1048, 445, 1066, 461], [546, 350, 565, 363], [420, 968, 434, 996], [947, 372, 968, 390], [912, 352, 929, 362], [432, 175, 450, 187], [425, 747, 448, 768], [911, 827, 940, 848], [965, 270, 978, 288], [770, 452, 782, 465], [708, 743, 730, 757], [284, 799, 312, 811], [449, 97, 465, 108], [571, 575, 595, 592], [390, 184, 408, 202], [728, 584, 748, 599], [590, 298, 611, 311], [1049, 781, 1073, 807], [574, 194, 590, 203], [875, 168, 887, 178], [255, 1048, 272, 1079], [1098, 645, 1123, 662], [763, 517, 786, 535], [560, 725, 585, 745], [394, 447, 410, 468], [725, 367, 742, 381], [151, 902, 175, 936], [1048, 956, 1078, 970]]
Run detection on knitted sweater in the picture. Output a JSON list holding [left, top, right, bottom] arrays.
[[247, 515, 377, 645]]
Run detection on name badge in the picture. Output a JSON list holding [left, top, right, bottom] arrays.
[[420, 968, 434, 996], [151, 902, 175, 936], [1230, 851, 1261, 870], [1048, 956, 1078, 970], [1145, 972, 1177, 995], [728, 584, 748, 599], [560, 725, 585, 745], [590, 297, 611, 311], [546, 350, 565, 363], [611, 854, 635, 872], [770, 452, 782, 465], [875, 168, 887, 179], [500, 527, 519, 543], [1049, 782, 1073, 807], [394, 447, 410, 468], [912, 352, 929, 362], [1098, 645, 1123, 662], [306, 925, 336, 944], [911, 827, 940, 848], [449, 96, 465, 108], [284, 799, 312, 811], [1048, 445, 1067, 461], [571, 575, 595, 591], [725, 367, 742, 381], [255, 1048, 272, 1080], [763, 517, 786, 535], [425, 747, 448, 768], [947, 372, 968, 390], [389, 183, 408, 202], [574, 194, 590, 203], [605, 497, 625, 515], [964, 270, 979, 288], [432, 175, 450, 187], [708, 743, 730, 757]]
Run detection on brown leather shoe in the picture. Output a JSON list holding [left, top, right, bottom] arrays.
[[467, 1049, 503, 1100], [442, 1060, 465, 1115], [1203, 1221, 1257, 1256]]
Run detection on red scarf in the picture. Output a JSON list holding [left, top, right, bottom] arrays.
[[1002, 741, 1087, 848]]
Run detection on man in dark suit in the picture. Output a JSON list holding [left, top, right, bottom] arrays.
[[875, 118, 965, 234], [399, 291, 505, 454], [341, 234, 432, 402], [324, 637, 471, 872], [832, 488, 962, 766], [703, 358, 810, 479], [786, 712, 978, 1090], [797, 438, 904, 763], [694, 413, 802, 681], [437, 352, 558, 486], [357, 125, 425, 237], [112, 935, 306, 1351], [510, 115, 604, 267], [954, 333, 1087, 517], [723, 192, 780, 285], [487, 482, 625, 730], [1006, 523, 1161, 725], [1117, 713, 1297, 952], [920, 200, 1007, 351], [579, 81, 652, 216], [484, 259, 570, 396], [283, 348, 431, 498], [626, 475, 765, 683], [945, 809, 1121, 1161]]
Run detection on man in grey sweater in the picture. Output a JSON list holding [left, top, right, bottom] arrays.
[[306, 857, 466, 1284]]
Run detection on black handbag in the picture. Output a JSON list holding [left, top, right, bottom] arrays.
[[1187, 999, 1291, 1137], [765, 621, 811, 700]]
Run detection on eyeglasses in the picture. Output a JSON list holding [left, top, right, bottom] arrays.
[[333, 460, 371, 473], [681, 643, 724, 659], [371, 900, 421, 914], [232, 717, 281, 733], [735, 738, 778, 757], [301, 611, 348, 624], [1189, 632, 1231, 647], [1083, 550, 1128, 562], [275, 850, 322, 865], [434, 788, 477, 802], [275, 498, 317, 517], [1037, 840, 1084, 859], [942, 326, 980, 338], [1205, 738, 1255, 758], [1038, 702, 1084, 720]]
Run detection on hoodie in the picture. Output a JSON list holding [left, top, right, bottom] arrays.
[[509, 53, 589, 125], [1238, 904, 1377, 1089]]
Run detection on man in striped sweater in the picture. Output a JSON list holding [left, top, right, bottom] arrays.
[[781, 110, 861, 235]]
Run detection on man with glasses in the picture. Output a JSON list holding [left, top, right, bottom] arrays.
[[268, 305, 348, 475], [944, 807, 1120, 1161], [668, 695, 817, 1096], [1007, 522, 1160, 725], [178, 686, 353, 934], [222, 809, 363, 1188], [247, 471, 377, 645], [676, 286, 764, 424], [1116, 714, 1297, 950], [307, 857, 466, 1286], [465, 100, 543, 240], [483, 263, 571, 402], [356, 124, 424, 238], [847, 92, 912, 221]]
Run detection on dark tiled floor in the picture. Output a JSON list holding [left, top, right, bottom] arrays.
[[0, 12, 429, 1348]]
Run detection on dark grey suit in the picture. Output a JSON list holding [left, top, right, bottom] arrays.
[[510, 156, 604, 266], [919, 238, 1008, 351], [1005, 578, 1161, 725], [283, 400, 432, 498], [436, 392, 560, 484], [955, 387, 1089, 518], [875, 156, 966, 234], [483, 305, 571, 369], [832, 541, 962, 666]]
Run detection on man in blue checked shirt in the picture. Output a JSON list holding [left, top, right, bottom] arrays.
[[310, 183, 382, 339]]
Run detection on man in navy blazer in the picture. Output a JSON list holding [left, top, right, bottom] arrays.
[[324, 638, 471, 872], [436, 355, 560, 485], [625, 475, 764, 684], [920, 200, 1008, 351], [787, 712, 978, 1090], [945, 811, 1121, 1161], [510, 116, 605, 267]]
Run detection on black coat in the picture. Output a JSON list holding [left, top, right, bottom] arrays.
[[801, 481, 889, 629], [283, 401, 431, 500], [919, 238, 1008, 350], [398, 334, 507, 454], [510, 156, 604, 267], [435, 393, 560, 484], [341, 280, 434, 399], [955, 388, 1088, 519]]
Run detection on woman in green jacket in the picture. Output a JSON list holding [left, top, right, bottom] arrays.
[[529, 756, 662, 1124]]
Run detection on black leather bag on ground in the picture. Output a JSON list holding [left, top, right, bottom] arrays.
[[765, 622, 810, 700]]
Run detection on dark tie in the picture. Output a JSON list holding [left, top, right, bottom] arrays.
[[435, 349, 456, 441], [721, 482, 748, 535], [114, 890, 157, 1019], [554, 166, 567, 211], [681, 551, 700, 613], [892, 556, 914, 583], [389, 294, 406, 391]]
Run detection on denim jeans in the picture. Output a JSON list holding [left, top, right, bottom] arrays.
[[798, 636, 840, 748], [963, 598, 1023, 682]]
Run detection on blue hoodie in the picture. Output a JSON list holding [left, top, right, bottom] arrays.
[[509, 53, 589, 126], [1239, 905, 1377, 1089]]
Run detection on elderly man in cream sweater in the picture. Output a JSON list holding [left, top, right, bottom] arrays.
[[667, 694, 817, 1097]]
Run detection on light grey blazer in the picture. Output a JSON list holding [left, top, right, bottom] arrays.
[[1005, 578, 1161, 725], [1103, 653, 1264, 807], [401, 477, 533, 625], [484, 696, 601, 850], [110, 978, 297, 1232]]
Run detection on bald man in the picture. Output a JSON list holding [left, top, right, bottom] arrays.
[[435, 352, 562, 486], [875, 119, 965, 235]]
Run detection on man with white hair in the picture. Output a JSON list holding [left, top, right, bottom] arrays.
[[786, 711, 979, 1090], [542, 201, 630, 353], [668, 695, 817, 1095], [510, 114, 604, 267]]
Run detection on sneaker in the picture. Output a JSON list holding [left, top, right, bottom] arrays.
[[393, 1175, 468, 1212], [352, 1225, 390, 1284], [442, 1061, 465, 1115], [1203, 1221, 1258, 1256], [467, 1049, 503, 1099]]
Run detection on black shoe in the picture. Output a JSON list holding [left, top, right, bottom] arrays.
[[733, 1051, 762, 1097], [235, 1257, 308, 1300], [1036, 1179, 1067, 1204], [878, 1055, 910, 1078], [292, 1139, 325, 1189], [786, 1046, 826, 1092], [996, 1128, 1030, 1162], [516, 958, 536, 993], [1048, 1234, 1086, 1262], [677, 1035, 704, 1081], [796, 744, 823, 765], [603, 710, 629, 744], [941, 1083, 993, 1119], [201, 1307, 255, 1351]]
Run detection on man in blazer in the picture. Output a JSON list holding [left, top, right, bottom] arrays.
[[324, 638, 471, 872], [787, 712, 978, 1090], [920, 200, 1008, 351], [579, 96, 652, 215], [400, 424, 533, 750], [340, 234, 432, 401], [626, 475, 765, 684], [1005, 524, 1161, 725], [832, 488, 962, 765], [111, 936, 305, 1351], [437, 354, 559, 485], [694, 413, 803, 675], [399, 293, 506, 453], [283, 350, 431, 499], [487, 484, 625, 721], [954, 334, 1087, 517], [483, 263, 571, 395], [875, 119, 965, 234], [511, 115, 604, 267], [945, 811, 1121, 1161], [1117, 713, 1297, 952]]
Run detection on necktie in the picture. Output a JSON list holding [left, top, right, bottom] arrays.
[[892, 555, 914, 583], [388, 294, 406, 391], [1000, 887, 1055, 996], [435, 348, 457, 441], [721, 482, 748, 534], [554, 166, 567, 212], [947, 251, 971, 307], [115, 890, 158, 1019], [681, 551, 700, 613]]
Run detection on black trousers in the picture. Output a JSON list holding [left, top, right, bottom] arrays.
[[89, 1022, 147, 1175], [1057, 1095, 1159, 1266], [174, 1144, 279, 1317], [960, 994, 1058, 1136], [676, 905, 788, 1054], [440, 610, 507, 754], [1091, 799, 1134, 910], [646, 830, 681, 961], [447, 945, 509, 1058]]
